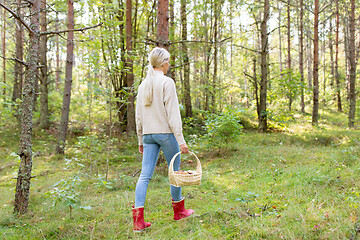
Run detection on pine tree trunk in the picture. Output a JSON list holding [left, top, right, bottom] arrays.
[[299, 0, 305, 113], [12, 0, 24, 104], [56, 0, 74, 154], [55, 14, 60, 90], [157, 0, 169, 49], [39, 0, 50, 129], [259, 0, 269, 131], [278, 1, 283, 76], [312, 0, 319, 125], [287, 0, 292, 111], [2, 3, 6, 98], [126, 0, 135, 133], [181, 0, 192, 117], [212, 0, 218, 112], [334, 0, 342, 112], [14, 0, 40, 215], [169, 0, 175, 80], [348, 0, 356, 128]]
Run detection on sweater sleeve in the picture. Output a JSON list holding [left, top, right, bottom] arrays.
[[163, 79, 186, 146], [135, 94, 143, 145]]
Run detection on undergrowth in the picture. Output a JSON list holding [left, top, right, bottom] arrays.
[[1, 110, 360, 239]]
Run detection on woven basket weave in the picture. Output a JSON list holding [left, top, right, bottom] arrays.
[[168, 151, 202, 187]]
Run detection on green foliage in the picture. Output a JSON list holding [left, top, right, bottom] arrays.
[[202, 107, 244, 149]]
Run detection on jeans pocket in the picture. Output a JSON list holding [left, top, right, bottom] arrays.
[[156, 134, 170, 143]]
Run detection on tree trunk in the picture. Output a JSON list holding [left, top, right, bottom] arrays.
[[181, 0, 192, 117], [212, 0, 218, 112], [334, 0, 342, 112], [14, 0, 40, 215], [56, 0, 75, 154], [348, 0, 356, 128], [12, 0, 24, 104], [312, 0, 319, 125], [55, 14, 60, 90], [2, 2, 6, 98], [126, 0, 135, 133], [329, 17, 334, 88], [259, 0, 269, 131], [39, 0, 50, 129], [157, 0, 169, 49], [299, 0, 305, 113], [169, 0, 175, 80], [287, 0, 292, 111], [278, 1, 283, 76]]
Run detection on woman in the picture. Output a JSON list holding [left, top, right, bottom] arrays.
[[132, 47, 194, 232]]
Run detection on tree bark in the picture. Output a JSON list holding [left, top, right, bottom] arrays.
[[157, 0, 169, 49], [14, 0, 40, 215], [348, 0, 356, 128], [126, 0, 135, 133], [334, 0, 342, 112], [299, 0, 305, 113], [55, 14, 60, 90], [56, 0, 75, 154], [312, 0, 319, 125], [2, 1, 6, 98], [212, 0, 219, 112], [259, 0, 269, 131], [39, 0, 50, 129], [12, 0, 24, 104], [169, 0, 175, 80], [181, 0, 192, 117], [287, 0, 292, 111]]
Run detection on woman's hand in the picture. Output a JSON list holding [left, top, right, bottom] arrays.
[[139, 145, 144, 154], [180, 143, 189, 154]]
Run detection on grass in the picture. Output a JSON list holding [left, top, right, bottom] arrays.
[[1, 111, 360, 239]]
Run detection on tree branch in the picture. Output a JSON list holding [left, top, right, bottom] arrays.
[[0, 56, 28, 66], [232, 44, 260, 53], [40, 22, 103, 36], [0, 2, 33, 33]]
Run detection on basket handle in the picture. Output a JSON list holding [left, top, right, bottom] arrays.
[[169, 151, 202, 175]]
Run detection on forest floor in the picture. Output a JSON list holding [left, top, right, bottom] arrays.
[[1, 110, 360, 239]]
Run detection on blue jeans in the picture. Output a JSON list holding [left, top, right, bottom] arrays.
[[134, 133, 182, 207]]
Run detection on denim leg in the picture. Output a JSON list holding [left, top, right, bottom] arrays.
[[134, 135, 161, 208], [153, 134, 182, 202]]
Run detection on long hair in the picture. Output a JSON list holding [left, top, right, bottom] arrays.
[[142, 47, 170, 106]]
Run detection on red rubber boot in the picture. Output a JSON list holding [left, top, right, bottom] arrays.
[[172, 198, 194, 220], [132, 206, 151, 232]]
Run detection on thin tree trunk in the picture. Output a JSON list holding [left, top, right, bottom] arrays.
[[14, 0, 40, 215], [126, 0, 135, 133], [39, 0, 50, 129], [181, 0, 192, 117], [12, 0, 23, 104], [169, 0, 175, 80], [2, 2, 6, 98], [259, 0, 269, 131], [157, 0, 169, 49], [278, 1, 283, 76], [287, 0, 292, 111], [299, 0, 305, 113], [334, 0, 342, 112], [55, 14, 60, 90], [312, 0, 319, 125], [307, 29, 313, 89], [348, 0, 356, 128], [212, 0, 218, 112], [56, 0, 75, 154], [329, 17, 334, 88]]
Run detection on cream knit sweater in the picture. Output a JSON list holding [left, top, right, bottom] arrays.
[[135, 71, 186, 146]]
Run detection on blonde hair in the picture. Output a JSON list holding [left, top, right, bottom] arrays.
[[143, 47, 170, 106]]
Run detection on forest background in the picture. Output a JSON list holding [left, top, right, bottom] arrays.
[[1, 0, 360, 239]]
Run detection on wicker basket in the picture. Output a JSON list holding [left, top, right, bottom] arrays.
[[168, 151, 202, 187]]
